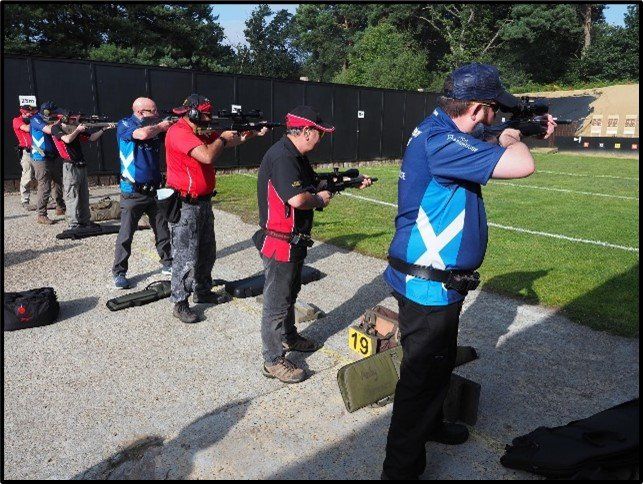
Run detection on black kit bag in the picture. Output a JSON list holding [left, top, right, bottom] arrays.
[[500, 399, 639, 479], [156, 188, 181, 224], [4, 287, 60, 331]]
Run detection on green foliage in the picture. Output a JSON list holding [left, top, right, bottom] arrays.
[[332, 23, 428, 90], [3, 4, 234, 72], [234, 4, 300, 79]]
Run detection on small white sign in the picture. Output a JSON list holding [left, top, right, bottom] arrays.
[[357, 110, 365, 119], [19, 95, 37, 107], [590, 115, 603, 135], [606, 115, 619, 136], [624, 115, 637, 136], [231, 104, 242, 113]]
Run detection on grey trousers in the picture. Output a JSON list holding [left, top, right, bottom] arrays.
[[112, 192, 172, 276], [169, 200, 217, 303], [19, 149, 36, 204], [33, 157, 65, 216], [260, 255, 303, 364], [62, 163, 91, 227]]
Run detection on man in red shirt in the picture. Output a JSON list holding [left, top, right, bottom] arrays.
[[164, 94, 268, 323], [12, 104, 38, 211]]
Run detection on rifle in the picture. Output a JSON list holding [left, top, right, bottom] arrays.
[[310, 168, 378, 211], [140, 111, 180, 127], [194, 109, 284, 135], [484, 96, 573, 138], [55, 113, 118, 134]]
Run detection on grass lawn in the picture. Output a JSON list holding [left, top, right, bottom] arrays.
[[213, 154, 639, 338]]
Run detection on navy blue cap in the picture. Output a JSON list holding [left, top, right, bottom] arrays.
[[445, 63, 519, 109], [40, 101, 63, 117]]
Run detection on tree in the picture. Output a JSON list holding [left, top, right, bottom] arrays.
[[3, 4, 234, 72], [292, 4, 370, 82], [333, 23, 428, 90], [234, 4, 300, 79]]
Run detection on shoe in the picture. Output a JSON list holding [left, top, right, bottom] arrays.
[[193, 291, 231, 304], [262, 357, 306, 384], [55, 207, 66, 216], [36, 215, 55, 225], [426, 422, 469, 445], [22, 202, 36, 211], [161, 265, 172, 276], [282, 334, 321, 353], [113, 273, 131, 289], [47, 202, 57, 210], [173, 300, 199, 324]]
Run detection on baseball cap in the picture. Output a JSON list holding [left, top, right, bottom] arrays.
[[286, 106, 335, 133], [40, 101, 63, 119], [444, 63, 519, 110], [173, 93, 212, 115]]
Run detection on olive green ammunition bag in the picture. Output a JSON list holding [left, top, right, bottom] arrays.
[[90, 196, 121, 222], [337, 346, 403, 413], [337, 346, 481, 424], [106, 281, 172, 311]]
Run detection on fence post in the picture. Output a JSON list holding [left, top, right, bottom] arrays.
[[89, 62, 105, 173]]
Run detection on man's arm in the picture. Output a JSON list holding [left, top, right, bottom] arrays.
[[60, 124, 86, 144], [491, 128, 535, 179], [42, 124, 54, 135], [132, 119, 173, 141], [288, 191, 332, 210], [88, 124, 114, 142], [19, 124, 30, 133]]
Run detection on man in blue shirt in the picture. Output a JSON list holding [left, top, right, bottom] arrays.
[[111, 97, 175, 289], [381, 63, 556, 480], [31, 101, 66, 224]]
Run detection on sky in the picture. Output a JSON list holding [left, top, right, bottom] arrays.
[[211, 3, 632, 46]]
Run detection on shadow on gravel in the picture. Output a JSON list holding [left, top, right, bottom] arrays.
[[58, 297, 100, 322], [74, 399, 251, 479], [300, 274, 391, 349], [4, 213, 31, 221], [306, 232, 388, 265], [127, 270, 169, 288], [4, 244, 82, 268], [216, 238, 255, 260]]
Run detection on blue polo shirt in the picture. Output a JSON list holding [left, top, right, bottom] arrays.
[[30, 114, 56, 162], [117, 115, 162, 193], [384, 108, 506, 306]]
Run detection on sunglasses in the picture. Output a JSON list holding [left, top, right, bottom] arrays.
[[471, 101, 500, 113]]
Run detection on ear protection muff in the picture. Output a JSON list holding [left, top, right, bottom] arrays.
[[187, 106, 201, 123]]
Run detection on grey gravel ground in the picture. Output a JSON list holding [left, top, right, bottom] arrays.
[[3, 186, 639, 480]]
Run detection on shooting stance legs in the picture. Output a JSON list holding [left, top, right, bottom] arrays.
[[34, 157, 65, 224], [382, 295, 467, 479], [19, 149, 37, 209], [62, 163, 91, 228]]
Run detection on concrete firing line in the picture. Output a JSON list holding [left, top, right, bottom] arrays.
[[226, 173, 639, 252]]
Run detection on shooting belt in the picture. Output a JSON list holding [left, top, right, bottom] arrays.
[[120, 177, 159, 196], [387, 255, 480, 295], [263, 229, 313, 248]]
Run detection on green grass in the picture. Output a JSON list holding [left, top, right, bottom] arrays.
[[214, 154, 639, 338]]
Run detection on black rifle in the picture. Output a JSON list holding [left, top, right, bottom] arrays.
[[195, 109, 284, 135], [485, 96, 573, 138], [310, 168, 378, 211], [57, 113, 118, 134], [140, 111, 180, 127]]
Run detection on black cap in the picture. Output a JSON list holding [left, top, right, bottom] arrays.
[[40, 101, 63, 119], [445, 63, 519, 110], [286, 106, 335, 132]]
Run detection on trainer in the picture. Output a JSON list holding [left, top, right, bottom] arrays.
[[30, 101, 66, 224], [253, 106, 372, 384], [112, 97, 175, 289], [12, 102, 37, 211], [165, 94, 267, 323], [381, 63, 556, 480]]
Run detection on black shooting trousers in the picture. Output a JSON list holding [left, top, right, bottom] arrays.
[[383, 293, 464, 480]]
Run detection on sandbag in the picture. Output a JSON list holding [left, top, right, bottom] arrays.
[[500, 399, 639, 479], [4, 287, 60, 331]]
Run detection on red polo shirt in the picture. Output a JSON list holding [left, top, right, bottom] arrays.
[[13, 116, 32, 148], [165, 118, 219, 197]]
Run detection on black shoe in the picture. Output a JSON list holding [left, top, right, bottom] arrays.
[[173, 300, 199, 324], [427, 422, 469, 445], [193, 291, 231, 304]]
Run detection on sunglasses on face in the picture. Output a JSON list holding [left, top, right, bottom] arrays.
[[472, 101, 500, 113], [140, 108, 158, 115]]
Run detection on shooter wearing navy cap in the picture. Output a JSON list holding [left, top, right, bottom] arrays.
[[381, 64, 556, 480]]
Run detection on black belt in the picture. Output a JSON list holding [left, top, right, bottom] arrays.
[[179, 192, 216, 205], [121, 177, 159, 195], [263, 229, 313, 248], [387, 255, 480, 295]]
